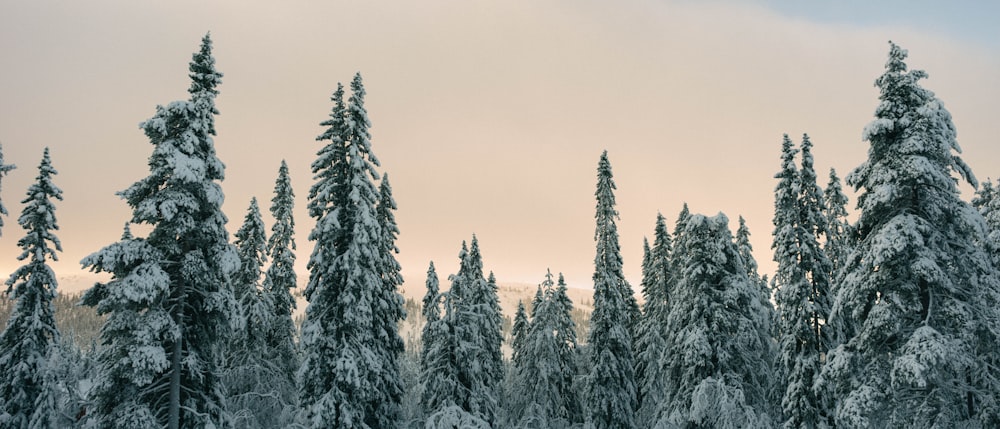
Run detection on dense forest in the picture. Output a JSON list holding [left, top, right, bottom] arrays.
[[0, 35, 998, 429]]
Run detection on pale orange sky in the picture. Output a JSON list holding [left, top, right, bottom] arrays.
[[1, 0, 998, 293]]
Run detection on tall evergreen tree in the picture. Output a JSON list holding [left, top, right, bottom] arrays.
[[0, 144, 15, 237], [635, 214, 672, 427], [300, 73, 404, 428], [818, 42, 1000, 427], [0, 148, 62, 428], [585, 151, 637, 429], [657, 213, 775, 428], [774, 134, 834, 429], [371, 173, 406, 428], [224, 198, 282, 429], [262, 160, 298, 413], [82, 34, 237, 429], [823, 168, 853, 277]]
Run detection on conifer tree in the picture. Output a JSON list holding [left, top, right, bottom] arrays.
[[668, 203, 691, 299], [774, 134, 834, 429], [420, 262, 441, 370], [300, 73, 404, 428], [82, 34, 237, 429], [224, 197, 282, 429], [818, 42, 1000, 427], [447, 237, 502, 425], [823, 168, 853, 276], [513, 270, 581, 427], [262, 160, 298, 413], [585, 151, 637, 429], [510, 300, 529, 369], [0, 148, 62, 428], [657, 213, 775, 428], [371, 173, 406, 427], [419, 260, 461, 419], [635, 214, 672, 426], [0, 144, 15, 237], [973, 179, 1000, 268], [737, 215, 775, 335]]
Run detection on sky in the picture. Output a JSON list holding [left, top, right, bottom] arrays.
[[1, 0, 998, 294]]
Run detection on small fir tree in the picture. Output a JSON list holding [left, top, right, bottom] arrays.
[[657, 213, 775, 428], [0, 148, 62, 428], [224, 198, 283, 429], [634, 214, 673, 427], [823, 168, 853, 277]]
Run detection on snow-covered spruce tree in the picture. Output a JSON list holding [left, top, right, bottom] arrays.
[[584, 151, 637, 429], [510, 300, 529, 370], [372, 173, 406, 427], [261, 159, 298, 417], [446, 236, 502, 425], [668, 203, 691, 298], [82, 34, 238, 429], [0, 148, 62, 429], [973, 179, 1000, 269], [817, 42, 1000, 427], [773, 134, 835, 429], [419, 260, 463, 421], [736, 215, 775, 337], [552, 273, 581, 424], [635, 214, 673, 427], [657, 213, 775, 428], [224, 197, 284, 429], [0, 144, 16, 237], [513, 270, 580, 428], [300, 73, 405, 428], [420, 262, 441, 372], [823, 168, 853, 277]]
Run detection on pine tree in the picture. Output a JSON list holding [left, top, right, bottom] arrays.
[[420, 262, 441, 371], [448, 237, 502, 425], [818, 42, 1000, 427], [419, 263, 463, 422], [371, 173, 406, 428], [300, 73, 403, 428], [823, 168, 853, 277], [82, 34, 237, 429], [513, 270, 581, 428], [657, 213, 775, 428], [510, 300, 529, 369], [585, 151, 637, 429], [0, 144, 16, 237], [262, 160, 298, 417], [635, 214, 672, 427], [737, 215, 775, 336], [774, 134, 834, 429], [224, 197, 283, 429], [0, 148, 62, 428], [973, 179, 1000, 268]]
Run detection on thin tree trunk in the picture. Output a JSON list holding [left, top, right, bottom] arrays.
[[169, 279, 186, 429]]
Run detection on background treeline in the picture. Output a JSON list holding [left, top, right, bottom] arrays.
[[1, 36, 998, 429]]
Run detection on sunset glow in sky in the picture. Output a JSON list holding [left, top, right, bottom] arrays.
[[1, 0, 998, 292]]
